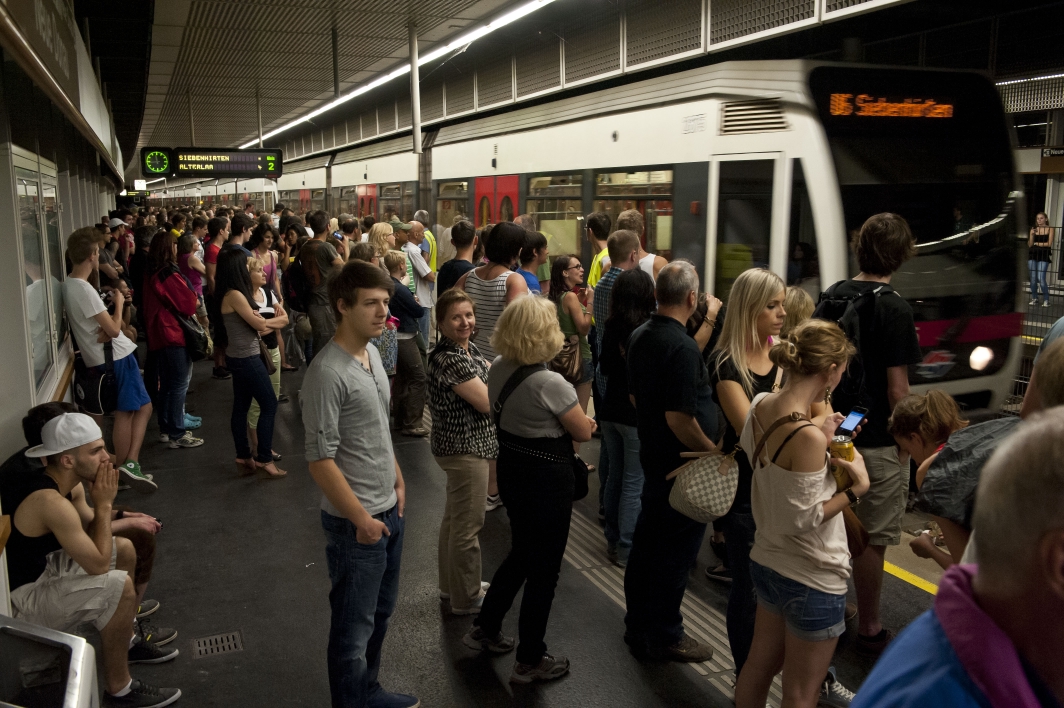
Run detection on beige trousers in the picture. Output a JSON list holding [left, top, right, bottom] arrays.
[[436, 454, 489, 609]]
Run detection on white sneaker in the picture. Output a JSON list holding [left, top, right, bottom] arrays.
[[158, 434, 170, 443], [169, 432, 204, 449], [1044, 300, 1050, 307], [440, 581, 489, 601], [1031, 299, 1039, 306], [485, 494, 502, 512], [451, 592, 486, 615]]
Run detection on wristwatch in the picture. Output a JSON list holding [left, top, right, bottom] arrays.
[[844, 488, 860, 506]]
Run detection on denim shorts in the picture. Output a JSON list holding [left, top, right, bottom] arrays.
[[581, 358, 594, 384], [750, 560, 847, 642]]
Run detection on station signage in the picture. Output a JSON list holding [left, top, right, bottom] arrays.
[[828, 93, 954, 118], [141, 147, 283, 178]]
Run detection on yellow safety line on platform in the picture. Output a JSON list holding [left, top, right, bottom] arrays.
[[885, 561, 938, 595]]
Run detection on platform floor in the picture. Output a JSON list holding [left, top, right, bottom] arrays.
[[117, 361, 934, 707]]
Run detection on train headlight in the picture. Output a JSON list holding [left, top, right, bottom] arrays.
[[970, 346, 993, 371]]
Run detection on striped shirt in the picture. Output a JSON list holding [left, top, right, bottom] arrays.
[[427, 337, 497, 458], [464, 268, 510, 361]]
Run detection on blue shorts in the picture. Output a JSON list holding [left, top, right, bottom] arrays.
[[750, 560, 847, 642], [581, 358, 594, 384], [113, 352, 151, 412]]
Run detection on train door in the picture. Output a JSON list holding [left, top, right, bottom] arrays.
[[473, 175, 518, 227], [705, 153, 790, 301], [357, 184, 378, 219]]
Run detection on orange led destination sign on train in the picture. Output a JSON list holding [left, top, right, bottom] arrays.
[[829, 93, 954, 118]]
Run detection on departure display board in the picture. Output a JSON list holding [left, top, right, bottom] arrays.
[[827, 93, 954, 118], [140, 147, 283, 178]]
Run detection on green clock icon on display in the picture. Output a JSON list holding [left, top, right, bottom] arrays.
[[144, 149, 170, 174]]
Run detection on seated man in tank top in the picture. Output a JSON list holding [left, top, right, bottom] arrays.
[[615, 209, 667, 282], [6, 413, 181, 706]]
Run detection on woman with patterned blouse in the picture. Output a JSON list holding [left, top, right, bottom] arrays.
[[428, 289, 498, 615]]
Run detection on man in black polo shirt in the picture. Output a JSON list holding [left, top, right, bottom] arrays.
[[623, 260, 717, 663]]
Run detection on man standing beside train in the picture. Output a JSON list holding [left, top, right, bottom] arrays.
[[820, 213, 922, 657]]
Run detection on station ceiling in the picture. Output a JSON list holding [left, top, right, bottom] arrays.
[[133, 0, 515, 169]]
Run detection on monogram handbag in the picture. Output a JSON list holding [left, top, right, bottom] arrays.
[[665, 369, 783, 523], [666, 445, 740, 523]]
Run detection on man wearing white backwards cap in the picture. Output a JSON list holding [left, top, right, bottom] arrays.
[[9, 413, 182, 708]]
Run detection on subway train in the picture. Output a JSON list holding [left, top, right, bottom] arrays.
[[160, 60, 1025, 413]]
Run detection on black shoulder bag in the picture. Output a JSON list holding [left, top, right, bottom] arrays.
[[74, 340, 118, 415], [493, 364, 590, 501]]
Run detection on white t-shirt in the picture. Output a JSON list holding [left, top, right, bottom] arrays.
[[403, 241, 434, 307], [63, 278, 137, 367]]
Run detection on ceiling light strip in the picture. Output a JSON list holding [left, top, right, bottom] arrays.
[[239, 0, 558, 150], [996, 72, 1064, 87]]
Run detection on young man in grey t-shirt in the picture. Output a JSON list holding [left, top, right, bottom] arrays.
[[301, 261, 417, 708]]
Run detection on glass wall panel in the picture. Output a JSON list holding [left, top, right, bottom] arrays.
[[43, 182, 65, 343], [17, 169, 53, 388]]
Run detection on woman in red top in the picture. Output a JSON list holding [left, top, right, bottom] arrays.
[[144, 229, 204, 450]]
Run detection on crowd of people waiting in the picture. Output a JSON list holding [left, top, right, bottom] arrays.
[[1, 198, 1063, 708]]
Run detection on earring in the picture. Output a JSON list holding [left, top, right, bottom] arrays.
[[824, 387, 832, 406]]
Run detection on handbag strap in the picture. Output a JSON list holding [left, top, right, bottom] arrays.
[[493, 364, 547, 428], [103, 340, 114, 372], [751, 411, 810, 467]]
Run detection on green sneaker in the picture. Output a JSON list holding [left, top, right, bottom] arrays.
[[120, 461, 158, 495]]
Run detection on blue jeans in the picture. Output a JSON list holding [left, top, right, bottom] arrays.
[[602, 421, 644, 561], [722, 510, 757, 677], [226, 354, 277, 463], [416, 309, 430, 347], [1029, 259, 1050, 302], [157, 345, 190, 439], [322, 507, 405, 708], [623, 489, 707, 649]]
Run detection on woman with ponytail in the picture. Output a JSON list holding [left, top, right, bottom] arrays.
[[888, 391, 969, 568], [734, 319, 869, 708]]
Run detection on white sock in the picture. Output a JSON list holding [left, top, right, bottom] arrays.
[[112, 679, 133, 697]]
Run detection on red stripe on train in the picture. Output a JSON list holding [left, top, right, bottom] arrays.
[[915, 312, 1025, 348]]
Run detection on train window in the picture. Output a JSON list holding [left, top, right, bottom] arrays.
[[339, 186, 359, 216], [713, 160, 773, 302], [527, 174, 584, 268], [436, 182, 468, 234], [787, 160, 819, 297], [593, 170, 673, 260]]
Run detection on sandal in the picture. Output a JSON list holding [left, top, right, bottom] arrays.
[[256, 461, 287, 479], [235, 458, 256, 476], [281, 365, 298, 372], [272, 452, 282, 461]]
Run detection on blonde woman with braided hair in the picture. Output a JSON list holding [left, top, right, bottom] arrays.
[[366, 222, 396, 266], [735, 319, 868, 708]]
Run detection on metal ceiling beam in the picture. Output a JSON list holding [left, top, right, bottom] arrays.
[[409, 22, 422, 155]]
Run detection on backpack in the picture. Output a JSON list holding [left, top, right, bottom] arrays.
[[812, 280, 895, 414]]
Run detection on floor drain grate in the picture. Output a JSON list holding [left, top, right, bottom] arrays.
[[193, 631, 244, 659]]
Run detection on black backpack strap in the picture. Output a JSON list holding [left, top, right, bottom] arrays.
[[493, 364, 547, 428], [103, 340, 115, 372]]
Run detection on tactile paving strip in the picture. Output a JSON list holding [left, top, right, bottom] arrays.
[[563, 509, 783, 706]]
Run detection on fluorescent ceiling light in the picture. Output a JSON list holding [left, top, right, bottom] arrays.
[[996, 72, 1064, 87], [239, 0, 559, 149], [145, 177, 166, 185]]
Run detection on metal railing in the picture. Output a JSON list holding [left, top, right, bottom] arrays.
[[1002, 228, 1063, 414]]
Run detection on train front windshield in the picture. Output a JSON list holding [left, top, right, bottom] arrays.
[[810, 66, 1021, 398]]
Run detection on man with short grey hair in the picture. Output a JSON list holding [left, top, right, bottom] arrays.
[[853, 407, 1064, 708], [622, 259, 719, 663]]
